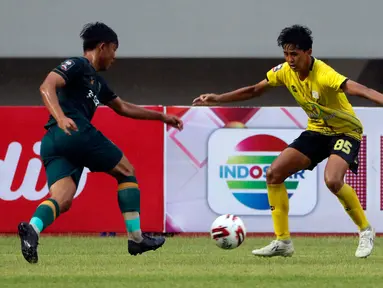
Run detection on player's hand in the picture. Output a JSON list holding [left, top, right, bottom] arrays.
[[162, 114, 183, 131], [192, 93, 220, 106], [58, 117, 78, 135]]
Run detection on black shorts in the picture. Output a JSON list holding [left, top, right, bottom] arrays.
[[288, 130, 361, 174]]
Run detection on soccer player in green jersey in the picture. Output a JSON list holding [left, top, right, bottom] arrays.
[[18, 22, 183, 263]]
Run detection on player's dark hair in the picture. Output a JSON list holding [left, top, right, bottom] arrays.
[[277, 25, 313, 51], [80, 22, 119, 51]]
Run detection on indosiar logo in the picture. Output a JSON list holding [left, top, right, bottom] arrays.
[[208, 129, 318, 216], [219, 134, 305, 210]]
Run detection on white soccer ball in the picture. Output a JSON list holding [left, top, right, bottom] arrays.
[[210, 214, 246, 249]]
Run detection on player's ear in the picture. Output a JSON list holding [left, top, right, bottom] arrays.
[[306, 48, 312, 56], [98, 42, 106, 51]]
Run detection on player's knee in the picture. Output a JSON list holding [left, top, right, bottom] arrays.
[[266, 167, 285, 184], [49, 195, 73, 213], [59, 198, 73, 213], [110, 156, 135, 181], [49, 177, 76, 214], [325, 175, 343, 193], [114, 166, 135, 183], [125, 164, 135, 176]]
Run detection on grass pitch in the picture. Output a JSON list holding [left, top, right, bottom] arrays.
[[1, 235, 383, 288]]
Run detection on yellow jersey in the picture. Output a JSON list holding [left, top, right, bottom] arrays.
[[266, 57, 363, 141]]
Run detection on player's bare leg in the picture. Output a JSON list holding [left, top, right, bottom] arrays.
[[325, 154, 375, 258], [108, 155, 165, 256], [252, 147, 310, 257], [18, 176, 76, 263]]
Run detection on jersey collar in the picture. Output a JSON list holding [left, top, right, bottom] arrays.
[[309, 56, 315, 71], [80, 56, 97, 72]]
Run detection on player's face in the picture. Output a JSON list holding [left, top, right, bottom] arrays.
[[99, 43, 117, 71], [283, 44, 312, 72]]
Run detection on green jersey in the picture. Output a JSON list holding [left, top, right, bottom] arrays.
[[44, 57, 117, 128]]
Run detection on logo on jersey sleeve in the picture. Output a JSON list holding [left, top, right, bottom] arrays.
[[60, 60, 75, 71], [272, 64, 283, 72]]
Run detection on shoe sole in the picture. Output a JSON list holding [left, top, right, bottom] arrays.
[[18, 223, 38, 264], [355, 247, 373, 258], [252, 253, 294, 258], [129, 240, 166, 256], [130, 245, 163, 256], [252, 250, 294, 258], [356, 254, 371, 259]]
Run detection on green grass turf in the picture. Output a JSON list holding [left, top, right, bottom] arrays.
[[1, 235, 382, 288]]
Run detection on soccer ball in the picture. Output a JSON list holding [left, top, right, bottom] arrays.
[[210, 214, 246, 249]]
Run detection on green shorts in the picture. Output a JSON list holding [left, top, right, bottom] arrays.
[[40, 120, 123, 188]]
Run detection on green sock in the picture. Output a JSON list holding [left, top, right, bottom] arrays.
[[29, 198, 60, 235], [118, 176, 142, 242], [117, 176, 140, 213]]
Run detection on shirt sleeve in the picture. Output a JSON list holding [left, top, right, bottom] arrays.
[[266, 63, 285, 86], [321, 66, 348, 91], [97, 76, 117, 105], [52, 58, 85, 84]]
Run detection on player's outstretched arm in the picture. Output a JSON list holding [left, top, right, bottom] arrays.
[[39, 72, 78, 135], [192, 79, 269, 106], [106, 97, 183, 130], [342, 80, 383, 105]]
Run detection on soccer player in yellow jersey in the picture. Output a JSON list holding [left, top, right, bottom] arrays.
[[192, 25, 383, 258]]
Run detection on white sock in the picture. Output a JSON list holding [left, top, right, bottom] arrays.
[[30, 223, 40, 237]]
